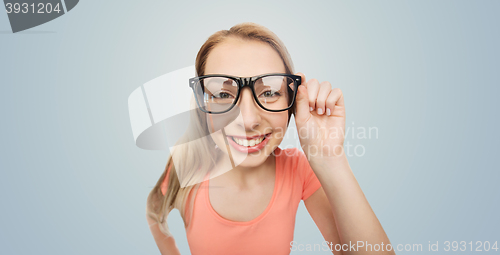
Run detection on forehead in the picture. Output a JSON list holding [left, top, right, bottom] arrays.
[[204, 37, 286, 77]]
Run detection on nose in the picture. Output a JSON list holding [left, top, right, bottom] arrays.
[[235, 87, 261, 131]]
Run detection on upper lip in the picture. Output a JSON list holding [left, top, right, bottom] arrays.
[[226, 133, 271, 140]]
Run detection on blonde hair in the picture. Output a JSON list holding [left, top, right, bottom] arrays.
[[146, 22, 296, 237]]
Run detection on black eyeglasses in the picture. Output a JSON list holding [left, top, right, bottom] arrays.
[[189, 73, 301, 114]]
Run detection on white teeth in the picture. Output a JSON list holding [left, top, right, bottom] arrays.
[[232, 136, 266, 147]]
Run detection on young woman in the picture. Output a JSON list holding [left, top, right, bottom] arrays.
[[146, 22, 395, 255]]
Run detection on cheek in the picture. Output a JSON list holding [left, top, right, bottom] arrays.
[[209, 131, 224, 148], [269, 113, 289, 140], [205, 110, 240, 133]]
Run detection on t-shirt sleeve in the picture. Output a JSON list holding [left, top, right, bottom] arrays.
[[298, 150, 322, 201], [160, 165, 172, 196]]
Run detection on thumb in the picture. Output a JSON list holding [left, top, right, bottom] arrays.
[[294, 73, 310, 125]]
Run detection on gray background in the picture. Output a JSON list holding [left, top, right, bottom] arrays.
[[1, 0, 499, 254]]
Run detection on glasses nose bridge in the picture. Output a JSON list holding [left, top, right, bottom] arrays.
[[239, 77, 253, 88], [235, 76, 253, 103], [237, 76, 256, 99]]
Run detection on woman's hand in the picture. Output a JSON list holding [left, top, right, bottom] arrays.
[[294, 73, 395, 254], [293, 73, 346, 166]]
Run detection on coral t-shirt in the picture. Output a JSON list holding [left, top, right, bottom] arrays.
[[160, 147, 322, 255]]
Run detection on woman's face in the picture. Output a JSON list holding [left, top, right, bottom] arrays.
[[204, 37, 289, 169]]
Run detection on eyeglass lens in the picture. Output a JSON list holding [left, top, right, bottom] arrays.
[[194, 75, 296, 113]]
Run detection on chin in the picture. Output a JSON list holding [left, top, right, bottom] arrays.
[[231, 152, 269, 168]]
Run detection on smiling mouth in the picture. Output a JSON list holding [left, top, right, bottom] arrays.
[[227, 133, 271, 147], [231, 136, 264, 147]]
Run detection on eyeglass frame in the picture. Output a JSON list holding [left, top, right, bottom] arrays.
[[189, 73, 302, 114]]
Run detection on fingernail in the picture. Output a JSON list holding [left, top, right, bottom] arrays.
[[309, 107, 313, 112], [317, 108, 323, 115], [326, 108, 331, 116]]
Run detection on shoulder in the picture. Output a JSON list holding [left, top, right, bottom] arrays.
[[275, 147, 321, 200], [275, 147, 307, 162], [274, 147, 309, 177]]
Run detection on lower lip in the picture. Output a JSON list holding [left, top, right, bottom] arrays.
[[226, 134, 271, 153]]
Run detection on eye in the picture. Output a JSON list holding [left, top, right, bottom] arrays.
[[260, 90, 281, 98], [212, 91, 234, 99]]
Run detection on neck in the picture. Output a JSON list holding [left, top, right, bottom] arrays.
[[211, 151, 275, 188]]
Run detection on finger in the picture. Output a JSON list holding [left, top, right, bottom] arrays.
[[316, 81, 332, 115], [306, 78, 320, 111], [294, 72, 308, 118], [336, 88, 345, 107], [294, 72, 307, 98], [294, 82, 311, 125], [325, 88, 343, 116], [295, 72, 306, 86]]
